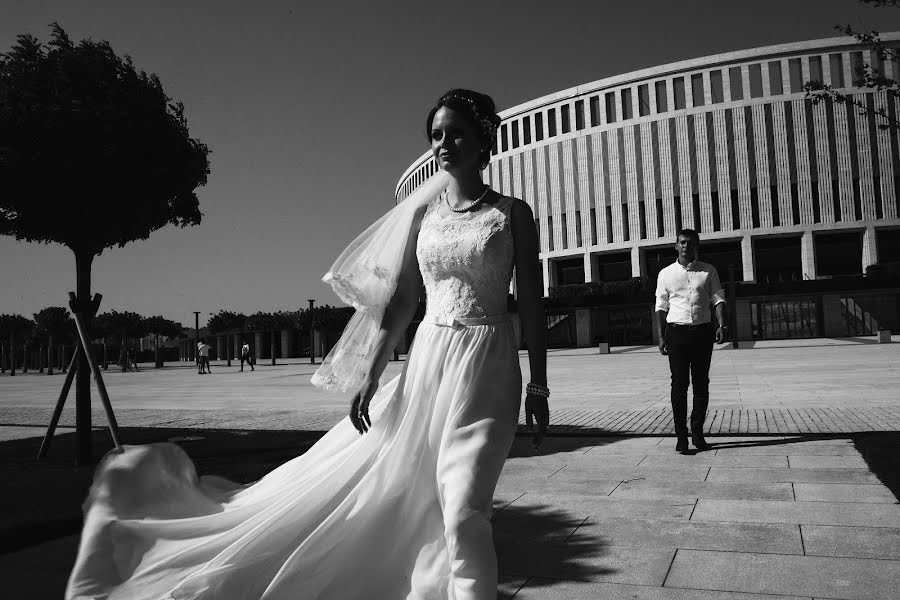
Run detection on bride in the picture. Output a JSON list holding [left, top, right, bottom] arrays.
[[65, 88, 549, 600]]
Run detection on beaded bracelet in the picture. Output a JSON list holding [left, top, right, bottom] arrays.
[[526, 382, 550, 398]]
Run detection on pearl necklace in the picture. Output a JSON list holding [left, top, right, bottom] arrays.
[[445, 185, 490, 213]]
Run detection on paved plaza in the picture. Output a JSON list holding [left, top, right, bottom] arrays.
[[0, 339, 898, 599]]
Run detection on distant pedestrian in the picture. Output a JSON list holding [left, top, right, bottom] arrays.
[[240, 342, 255, 372], [127, 347, 139, 372], [197, 341, 211, 374], [655, 229, 727, 454]]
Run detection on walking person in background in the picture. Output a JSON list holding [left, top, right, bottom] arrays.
[[240, 341, 254, 372], [126, 346, 139, 372], [656, 229, 727, 453], [197, 340, 211, 374]]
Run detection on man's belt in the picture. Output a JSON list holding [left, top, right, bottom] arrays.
[[667, 322, 712, 331]]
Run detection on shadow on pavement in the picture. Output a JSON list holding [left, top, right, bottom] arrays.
[[509, 434, 621, 458], [853, 432, 900, 502]]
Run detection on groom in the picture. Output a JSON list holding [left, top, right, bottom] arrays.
[[655, 229, 727, 453]]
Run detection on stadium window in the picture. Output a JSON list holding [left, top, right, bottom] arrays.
[[638, 84, 650, 116], [809, 56, 824, 85], [511, 121, 520, 149], [673, 77, 686, 110], [829, 53, 845, 88], [548, 108, 557, 137], [523, 116, 532, 144], [655, 81, 668, 112], [589, 96, 600, 126], [621, 88, 633, 119], [691, 73, 705, 107], [768, 61, 784, 95], [749, 63, 763, 98], [604, 92, 616, 123], [710, 70, 724, 103], [575, 99, 585, 130], [850, 51, 865, 85], [590, 208, 597, 245], [561, 104, 571, 133], [729, 66, 744, 100], [534, 112, 544, 141], [575, 210, 583, 246], [501, 123, 509, 152], [561, 213, 568, 249], [548, 215, 554, 251], [788, 58, 803, 92]]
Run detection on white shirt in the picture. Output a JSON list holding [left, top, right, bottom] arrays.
[[198, 343, 210, 357], [655, 259, 726, 325], [241, 344, 250, 356]]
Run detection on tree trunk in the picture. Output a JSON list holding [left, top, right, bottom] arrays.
[[0, 342, 5, 373], [8, 332, 15, 376], [102, 338, 108, 370], [155, 333, 163, 368], [22, 341, 28, 373], [270, 329, 276, 366], [47, 336, 54, 375], [38, 344, 44, 373], [75, 250, 94, 465]]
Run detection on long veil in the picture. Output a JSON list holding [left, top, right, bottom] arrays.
[[311, 169, 451, 392]]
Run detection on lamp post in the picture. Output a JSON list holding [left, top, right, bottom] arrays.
[[307, 299, 315, 364], [193, 311, 200, 366]]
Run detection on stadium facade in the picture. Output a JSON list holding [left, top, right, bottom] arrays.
[[397, 35, 900, 346]]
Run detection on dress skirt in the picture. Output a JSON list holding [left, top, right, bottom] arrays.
[[65, 316, 522, 600]]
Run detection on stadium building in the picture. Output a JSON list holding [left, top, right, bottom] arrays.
[[397, 34, 900, 347]]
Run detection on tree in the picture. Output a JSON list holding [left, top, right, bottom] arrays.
[[143, 315, 183, 368], [32, 306, 72, 375], [207, 310, 247, 366], [0, 314, 33, 375], [804, 1, 899, 132], [0, 25, 210, 462]]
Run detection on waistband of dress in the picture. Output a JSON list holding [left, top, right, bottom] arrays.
[[423, 313, 513, 328]]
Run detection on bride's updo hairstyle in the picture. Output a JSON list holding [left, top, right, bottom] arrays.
[[426, 89, 502, 170]]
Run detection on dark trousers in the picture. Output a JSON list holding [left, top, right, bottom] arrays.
[[666, 323, 714, 438], [240, 355, 254, 370]]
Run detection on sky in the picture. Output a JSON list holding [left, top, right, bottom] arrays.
[[2, 0, 900, 328]]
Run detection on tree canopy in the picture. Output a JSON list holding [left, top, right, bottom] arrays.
[[0, 23, 210, 255], [32, 306, 73, 341]]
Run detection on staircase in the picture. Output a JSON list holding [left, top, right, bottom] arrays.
[[840, 297, 880, 336]]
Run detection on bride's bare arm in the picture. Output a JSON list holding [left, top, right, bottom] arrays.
[[511, 199, 547, 386]]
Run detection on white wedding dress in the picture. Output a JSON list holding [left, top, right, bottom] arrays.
[[66, 194, 523, 600]]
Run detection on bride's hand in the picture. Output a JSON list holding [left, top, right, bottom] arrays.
[[525, 393, 549, 451], [350, 376, 378, 435]]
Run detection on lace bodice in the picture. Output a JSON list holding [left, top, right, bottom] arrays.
[[416, 196, 516, 319]]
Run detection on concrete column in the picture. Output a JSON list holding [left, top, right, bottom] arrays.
[[735, 299, 753, 342], [233, 334, 242, 360], [216, 335, 225, 361], [280, 329, 292, 359], [822, 294, 844, 337], [801, 231, 816, 280], [575, 309, 592, 348], [254, 332, 264, 360], [740, 235, 755, 282], [312, 330, 323, 359], [631, 246, 641, 277], [583, 252, 593, 283], [541, 259, 550, 297], [862, 226, 878, 273]]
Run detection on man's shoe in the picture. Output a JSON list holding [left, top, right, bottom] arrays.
[[675, 437, 689, 453], [692, 435, 712, 451]]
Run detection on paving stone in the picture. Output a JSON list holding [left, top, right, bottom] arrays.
[[507, 493, 696, 521], [609, 479, 794, 501], [639, 453, 789, 468], [665, 549, 900, 599], [692, 499, 900, 527], [802, 525, 900, 560], [713, 440, 858, 456], [788, 455, 870, 469], [555, 463, 711, 482], [793, 483, 898, 503], [707, 467, 880, 484], [495, 474, 621, 496], [496, 540, 675, 586], [574, 516, 802, 554], [511, 578, 813, 600]]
